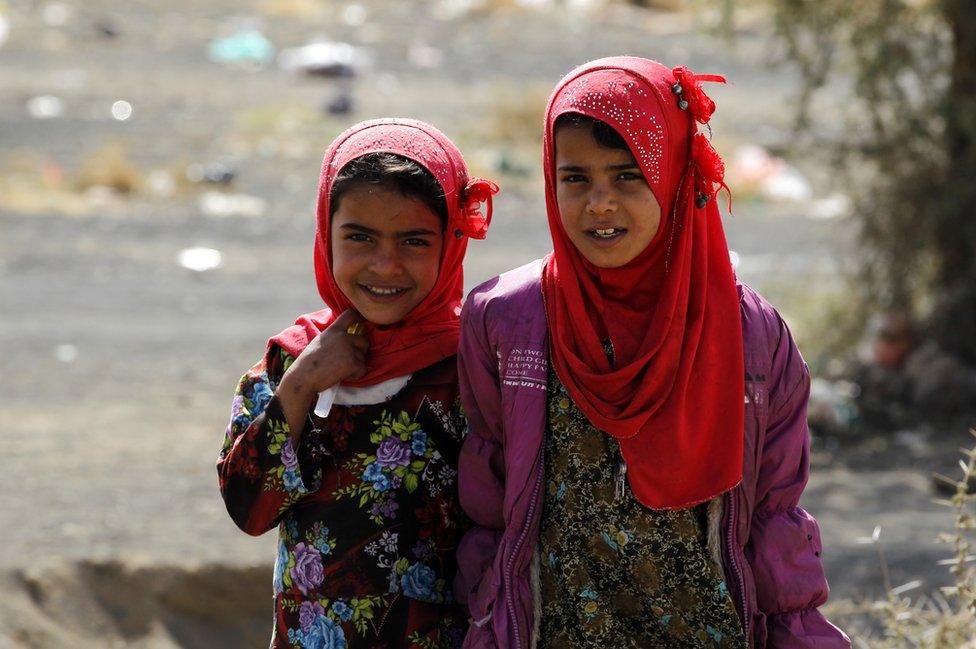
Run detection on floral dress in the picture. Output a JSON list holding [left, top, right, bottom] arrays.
[[218, 347, 467, 649], [538, 370, 746, 649]]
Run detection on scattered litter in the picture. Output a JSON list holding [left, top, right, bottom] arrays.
[[208, 29, 275, 68], [0, 11, 9, 49], [342, 4, 367, 26], [278, 40, 363, 78], [808, 377, 858, 433], [762, 166, 812, 202], [861, 312, 916, 370], [185, 161, 236, 185], [93, 17, 119, 39], [111, 100, 133, 121], [54, 344, 78, 363], [41, 2, 72, 27], [198, 191, 267, 218], [146, 170, 176, 197], [407, 42, 444, 69], [324, 91, 353, 116], [177, 247, 223, 272], [26, 95, 64, 119], [74, 144, 141, 194], [432, 0, 485, 21], [730, 144, 813, 203], [808, 193, 851, 220]]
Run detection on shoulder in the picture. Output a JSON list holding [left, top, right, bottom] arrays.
[[464, 259, 544, 314], [737, 280, 796, 363], [462, 259, 545, 326], [737, 280, 808, 409]]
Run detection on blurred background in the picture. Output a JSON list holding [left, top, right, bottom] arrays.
[[2, 0, 975, 646]]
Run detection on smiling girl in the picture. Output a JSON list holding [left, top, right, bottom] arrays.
[[454, 59, 849, 648], [218, 119, 497, 649]]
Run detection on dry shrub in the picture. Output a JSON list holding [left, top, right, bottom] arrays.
[[847, 432, 976, 648], [73, 144, 142, 194]]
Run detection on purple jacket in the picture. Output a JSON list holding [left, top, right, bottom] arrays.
[[454, 260, 850, 648]]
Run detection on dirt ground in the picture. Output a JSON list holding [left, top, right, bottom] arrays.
[[1, 1, 972, 646]]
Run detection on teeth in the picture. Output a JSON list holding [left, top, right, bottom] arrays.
[[594, 228, 618, 237], [365, 285, 404, 295]]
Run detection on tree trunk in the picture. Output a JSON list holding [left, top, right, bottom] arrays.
[[933, 0, 976, 363]]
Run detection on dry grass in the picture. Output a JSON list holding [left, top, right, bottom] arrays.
[[838, 432, 976, 648]]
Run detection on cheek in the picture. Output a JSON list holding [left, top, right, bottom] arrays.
[[329, 246, 359, 284], [555, 191, 578, 229], [413, 248, 442, 292]]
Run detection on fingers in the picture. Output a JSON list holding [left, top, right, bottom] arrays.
[[348, 334, 370, 352], [332, 308, 362, 329]]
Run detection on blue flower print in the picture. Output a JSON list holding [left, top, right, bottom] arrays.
[[401, 562, 438, 602], [283, 468, 304, 492], [362, 463, 391, 492], [331, 600, 353, 622], [285, 517, 300, 541], [411, 430, 428, 455], [362, 463, 383, 482], [273, 541, 288, 594], [289, 614, 346, 649], [248, 379, 274, 417]]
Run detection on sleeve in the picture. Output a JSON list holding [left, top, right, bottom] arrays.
[[216, 346, 323, 536], [453, 297, 506, 627], [746, 316, 851, 648]]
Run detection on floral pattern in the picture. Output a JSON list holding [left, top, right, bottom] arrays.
[[218, 350, 467, 648], [538, 370, 746, 649]]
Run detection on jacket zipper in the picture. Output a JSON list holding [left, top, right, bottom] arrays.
[[725, 491, 750, 644], [504, 461, 544, 649]]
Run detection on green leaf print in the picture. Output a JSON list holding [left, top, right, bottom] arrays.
[[404, 473, 419, 493], [395, 557, 409, 575]]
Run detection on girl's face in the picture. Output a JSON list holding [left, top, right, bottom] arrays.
[[331, 184, 443, 325], [554, 125, 662, 268]]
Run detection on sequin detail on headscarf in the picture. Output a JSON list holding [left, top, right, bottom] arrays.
[[550, 76, 665, 186]]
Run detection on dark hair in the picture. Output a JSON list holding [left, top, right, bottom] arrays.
[[553, 113, 629, 151], [330, 152, 448, 226]]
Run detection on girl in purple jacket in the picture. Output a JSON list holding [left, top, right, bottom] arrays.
[[454, 58, 850, 648]]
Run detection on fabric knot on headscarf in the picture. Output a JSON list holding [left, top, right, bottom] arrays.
[[691, 132, 731, 209], [672, 66, 726, 125], [454, 178, 499, 240]]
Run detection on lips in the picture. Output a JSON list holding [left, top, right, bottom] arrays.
[[359, 283, 410, 299]]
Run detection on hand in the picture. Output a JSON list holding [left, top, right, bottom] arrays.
[[277, 310, 369, 434]]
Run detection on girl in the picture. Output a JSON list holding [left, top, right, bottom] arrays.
[[218, 118, 498, 649], [454, 58, 850, 648]]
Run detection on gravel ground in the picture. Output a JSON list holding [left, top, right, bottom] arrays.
[[0, 1, 968, 646]]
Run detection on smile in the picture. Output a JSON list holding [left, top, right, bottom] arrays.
[[360, 284, 409, 297], [589, 227, 626, 239]]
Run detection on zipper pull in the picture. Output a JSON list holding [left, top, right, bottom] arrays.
[[615, 459, 628, 501]]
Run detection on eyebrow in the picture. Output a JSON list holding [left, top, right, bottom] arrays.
[[338, 223, 440, 237], [557, 162, 640, 172]]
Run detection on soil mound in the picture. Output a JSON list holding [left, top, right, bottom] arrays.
[[0, 561, 272, 648]]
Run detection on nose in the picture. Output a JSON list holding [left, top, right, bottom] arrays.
[[585, 185, 617, 215], [367, 242, 405, 276]]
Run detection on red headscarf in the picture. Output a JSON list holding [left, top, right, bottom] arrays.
[[270, 118, 498, 386], [542, 57, 744, 510]]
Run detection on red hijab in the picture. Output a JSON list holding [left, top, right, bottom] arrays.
[[270, 118, 497, 386], [542, 57, 744, 510]]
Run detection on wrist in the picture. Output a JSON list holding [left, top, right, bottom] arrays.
[[278, 367, 318, 405]]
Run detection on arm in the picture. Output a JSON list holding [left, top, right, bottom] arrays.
[[454, 297, 507, 630], [747, 317, 851, 648], [216, 347, 322, 536]]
